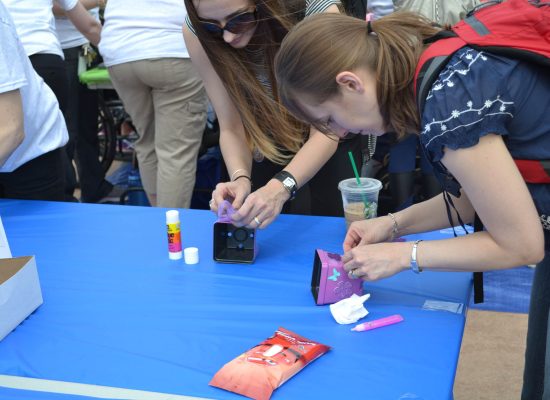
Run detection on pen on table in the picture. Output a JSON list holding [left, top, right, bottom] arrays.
[[351, 314, 404, 332]]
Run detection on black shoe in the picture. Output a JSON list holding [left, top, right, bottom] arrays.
[[82, 180, 114, 203]]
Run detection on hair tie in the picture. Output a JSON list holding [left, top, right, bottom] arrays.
[[365, 12, 375, 35]]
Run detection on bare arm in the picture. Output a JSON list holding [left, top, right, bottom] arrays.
[[343, 134, 544, 281], [389, 188, 475, 236], [63, 2, 102, 46], [0, 90, 25, 166], [53, 0, 98, 16], [417, 133, 544, 270], [343, 178, 475, 251], [267, 128, 338, 201]]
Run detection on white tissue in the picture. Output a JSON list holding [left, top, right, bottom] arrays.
[[329, 293, 371, 324]]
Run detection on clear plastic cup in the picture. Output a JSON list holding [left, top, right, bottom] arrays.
[[338, 178, 383, 229]]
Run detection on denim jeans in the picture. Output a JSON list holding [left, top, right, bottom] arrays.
[[522, 250, 550, 399]]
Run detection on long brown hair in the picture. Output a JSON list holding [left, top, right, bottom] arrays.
[[275, 12, 441, 140], [185, 0, 310, 164]]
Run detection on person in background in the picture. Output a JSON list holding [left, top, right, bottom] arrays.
[[0, 1, 68, 200], [99, 0, 207, 208], [183, 0, 363, 229], [3, 0, 102, 201], [274, 12, 549, 399], [55, 2, 114, 203]]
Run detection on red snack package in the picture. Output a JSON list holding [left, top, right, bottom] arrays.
[[209, 327, 330, 400]]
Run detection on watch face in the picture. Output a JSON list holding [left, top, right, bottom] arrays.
[[283, 177, 294, 188]]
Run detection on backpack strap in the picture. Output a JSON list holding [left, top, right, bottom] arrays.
[[442, 191, 485, 303], [473, 214, 484, 304], [414, 36, 467, 116], [514, 160, 550, 183]]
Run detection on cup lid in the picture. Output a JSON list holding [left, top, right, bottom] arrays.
[[184, 247, 199, 264], [338, 178, 382, 194]]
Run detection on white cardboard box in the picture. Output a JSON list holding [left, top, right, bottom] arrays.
[[0, 256, 43, 341], [0, 216, 11, 259], [0, 215, 43, 341]]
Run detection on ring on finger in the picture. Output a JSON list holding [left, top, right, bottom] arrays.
[[348, 270, 356, 279], [208, 199, 214, 207], [253, 216, 261, 226]]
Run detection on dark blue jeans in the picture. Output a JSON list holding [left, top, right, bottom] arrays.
[[522, 250, 550, 399]]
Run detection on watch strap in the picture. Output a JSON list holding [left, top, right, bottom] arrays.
[[273, 171, 298, 200]]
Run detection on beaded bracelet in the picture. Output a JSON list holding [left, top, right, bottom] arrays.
[[387, 212, 399, 241]]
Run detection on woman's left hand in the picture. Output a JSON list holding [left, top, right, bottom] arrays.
[[230, 179, 290, 229], [342, 242, 410, 281]]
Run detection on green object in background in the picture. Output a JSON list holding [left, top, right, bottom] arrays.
[[79, 67, 111, 85], [347, 151, 370, 215]]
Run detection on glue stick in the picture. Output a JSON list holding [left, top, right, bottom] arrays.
[[166, 210, 182, 260]]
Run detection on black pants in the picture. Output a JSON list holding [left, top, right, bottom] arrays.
[[29, 53, 76, 201], [251, 135, 362, 217], [63, 46, 111, 202], [0, 148, 65, 201], [29, 53, 68, 112]]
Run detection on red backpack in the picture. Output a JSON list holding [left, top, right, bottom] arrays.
[[414, 0, 550, 303], [414, 0, 550, 183]]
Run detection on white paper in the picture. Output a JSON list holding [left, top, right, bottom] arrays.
[[0, 216, 12, 259], [330, 293, 371, 324]]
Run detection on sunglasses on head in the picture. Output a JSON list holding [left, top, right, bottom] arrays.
[[199, 8, 258, 38]]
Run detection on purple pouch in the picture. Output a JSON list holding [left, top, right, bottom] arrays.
[[311, 249, 363, 305], [213, 201, 257, 263]]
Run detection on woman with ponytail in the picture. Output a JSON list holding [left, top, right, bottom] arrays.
[[275, 12, 550, 399]]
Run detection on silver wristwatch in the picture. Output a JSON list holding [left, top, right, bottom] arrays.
[[411, 240, 423, 274]]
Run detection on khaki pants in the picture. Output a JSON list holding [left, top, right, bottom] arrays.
[[109, 58, 207, 208]]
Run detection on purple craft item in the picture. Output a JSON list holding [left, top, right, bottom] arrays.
[[213, 200, 258, 263], [216, 200, 236, 223], [311, 249, 363, 305]]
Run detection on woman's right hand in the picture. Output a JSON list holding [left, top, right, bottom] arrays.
[[343, 215, 396, 252], [209, 178, 251, 213]]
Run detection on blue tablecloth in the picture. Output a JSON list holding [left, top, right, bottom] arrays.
[[0, 388, 99, 400], [0, 200, 471, 400]]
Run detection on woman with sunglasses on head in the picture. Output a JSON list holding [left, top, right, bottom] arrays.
[[275, 12, 549, 399], [183, 0, 363, 229]]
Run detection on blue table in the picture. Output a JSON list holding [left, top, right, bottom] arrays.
[[0, 200, 472, 400]]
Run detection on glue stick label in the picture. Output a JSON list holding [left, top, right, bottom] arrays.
[[167, 222, 182, 253]]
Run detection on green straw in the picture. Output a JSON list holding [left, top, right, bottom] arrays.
[[347, 151, 370, 210]]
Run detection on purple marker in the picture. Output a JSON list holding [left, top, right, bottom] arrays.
[[351, 314, 404, 332]]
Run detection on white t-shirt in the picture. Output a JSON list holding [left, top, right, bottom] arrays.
[[55, 8, 100, 50], [0, 2, 68, 173], [3, 0, 78, 58], [99, 0, 190, 67]]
